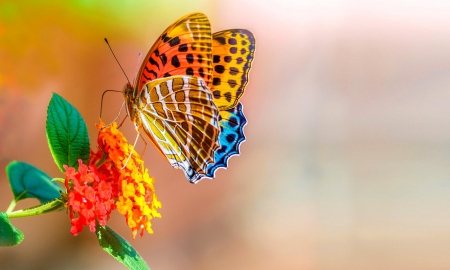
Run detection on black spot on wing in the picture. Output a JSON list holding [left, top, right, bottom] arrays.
[[171, 55, 180, 68], [186, 54, 194, 64], [160, 53, 167, 66], [149, 57, 159, 70], [213, 77, 221, 86], [144, 66, 157, 78], [178, 43, 188, 52], [226, 133, 236, 143], [229, 67, 239, 76], [228, 116, 238, 128], [214, 36, 226, 45], [213, 90, 221, 99], [169, 36, 180, 47], [224, 92, 232, 102], [228, 79, 237, 88], [215, 65, 225, 74]]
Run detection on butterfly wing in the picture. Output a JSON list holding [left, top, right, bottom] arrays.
[[211, 29, 256, 110], [205, 102, 247, 178], [200, 30, 255, 178], [134, 12, 213, 96], [135, 75, 220, 182], [128, 14, 255, 182]]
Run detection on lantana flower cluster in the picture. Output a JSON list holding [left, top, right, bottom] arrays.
[[64, 120, 161, 238], [64, 160, 118, 235]]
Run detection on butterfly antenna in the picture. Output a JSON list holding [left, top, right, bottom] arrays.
[[104, 38, 131, 85], [132, 52, 142, 86]]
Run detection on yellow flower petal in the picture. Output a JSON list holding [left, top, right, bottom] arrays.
[[97, 119, 161, 238]]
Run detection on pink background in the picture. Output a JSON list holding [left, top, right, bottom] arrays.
[[1, 1, 450, 269]]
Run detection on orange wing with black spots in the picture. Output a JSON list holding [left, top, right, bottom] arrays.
[[210, 29, 255, 110], [121, 13, 256, 183], [134, 13, 213, 96]]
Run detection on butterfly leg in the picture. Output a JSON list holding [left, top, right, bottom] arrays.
[[139, 132, 148, 158], [117, 114, 129, 129], [103, 100, 126, 129], [120, 129, 140, 170], [128, 132, 149, 171]]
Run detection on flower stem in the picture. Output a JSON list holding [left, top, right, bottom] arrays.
[[52, 177, 66, 183], [7, 199, 65, 219], [6, 200, 17, 214], [96, 153, 108, 168], [5, 191, 27, 213]]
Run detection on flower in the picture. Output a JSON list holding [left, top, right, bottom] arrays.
[[63, 119, 161, 238], [97, 120, 162, 239], [64, 160, 117, 236]]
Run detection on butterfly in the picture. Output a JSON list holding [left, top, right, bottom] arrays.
[[122, 12, 255, 183]]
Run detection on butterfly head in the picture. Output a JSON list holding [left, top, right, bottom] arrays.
[[123, 83, 134, 97], [123, 83, 137, 121]]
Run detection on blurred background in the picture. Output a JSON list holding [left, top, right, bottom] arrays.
[[1, 0, 450, 269]]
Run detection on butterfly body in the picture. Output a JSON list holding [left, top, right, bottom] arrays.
[[122, 13, 255, 183]]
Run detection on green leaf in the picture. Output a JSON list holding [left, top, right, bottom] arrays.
[[0, 212, 24, 246], [6, 161, 62, 204], [96, 225, 150, 270], [46, 93, 90, 172]]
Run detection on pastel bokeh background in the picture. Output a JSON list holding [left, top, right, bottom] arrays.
[[1, 1, 450, 269]]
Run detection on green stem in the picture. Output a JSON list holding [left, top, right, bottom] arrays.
[[5, 191, 27, 213], [6, 200, 17, 214], [7, 199, 65, 219], [96, 153, 108, 168], [52, 177, 66, 183]]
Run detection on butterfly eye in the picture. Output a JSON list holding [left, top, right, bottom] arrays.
[[122, 83, 133, 96]]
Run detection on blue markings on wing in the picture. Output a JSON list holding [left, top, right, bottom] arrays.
[[205, 103, 247, 178]]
